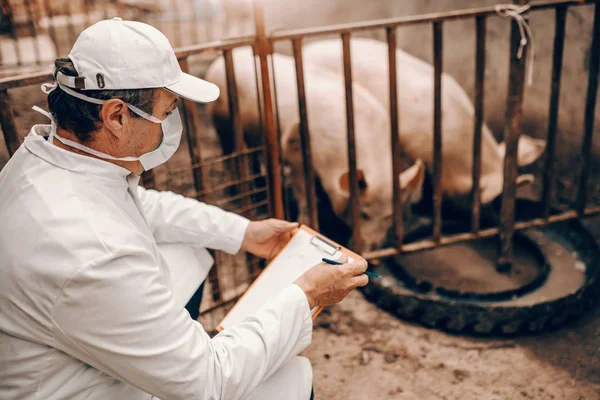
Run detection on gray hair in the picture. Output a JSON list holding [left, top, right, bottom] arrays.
[[47, 58, 157, 143]]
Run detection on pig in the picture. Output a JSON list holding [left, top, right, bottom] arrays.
[[302, 38, 546, 208], [205, 47, 425, 251]]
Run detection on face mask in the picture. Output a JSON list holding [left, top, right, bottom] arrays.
[[35, 82, 183, 171]]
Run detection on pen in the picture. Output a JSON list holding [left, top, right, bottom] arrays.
[[321, 257, 382, 279]]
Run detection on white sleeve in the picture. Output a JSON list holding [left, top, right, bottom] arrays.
[[137, 186, 250, 255], [50, 247, 313, 400]]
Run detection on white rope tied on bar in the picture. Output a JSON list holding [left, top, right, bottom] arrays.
[[495, 3, 535, 85]]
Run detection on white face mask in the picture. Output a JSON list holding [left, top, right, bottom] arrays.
[[34, 82, 183, 171]]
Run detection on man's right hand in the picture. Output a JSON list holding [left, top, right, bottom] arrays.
[[294, 255, 369, 309]]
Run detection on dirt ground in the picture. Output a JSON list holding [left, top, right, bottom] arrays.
[[305, 286, 600, 400]]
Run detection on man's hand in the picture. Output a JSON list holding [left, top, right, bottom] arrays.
[[294, 255, 369, 309], [241, 218, 299, 259]]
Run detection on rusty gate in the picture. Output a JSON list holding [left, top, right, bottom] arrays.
[[0, 0, 598, 330]]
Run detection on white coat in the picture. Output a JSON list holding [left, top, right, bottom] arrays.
[[0, 124, 313, 400]]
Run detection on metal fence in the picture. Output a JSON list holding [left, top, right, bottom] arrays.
[[0, 0, 253, 70], [0, 0, 598, 329]]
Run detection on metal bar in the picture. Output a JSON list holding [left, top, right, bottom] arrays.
[[576, 2, 600, 215], [253, 0, 284, 219], [229, 200, 270, 216], [193, 173, 266, 198], [432, 21, 443, 243], [63, 0, 77, 48], [215, 187, 268, 206], [0, 90, 22, 156], [175, 37, 256, 60], [23, 0, 41, 65], [471, 15, 486, 233], [223, 49, 252, 217], [363, 210, 579, 260], [585, 205, 600, 216], [269, 54, 290, 220], [542, 6, 567, 219], [4, 1, 22, 67], [207, 252, 222, 302], [178, 58, 205, 198], [387, 26, 403, 250], [252, 46, 264, 143], [173, 0, 183, 47], [41, 0, 59, 56], [497, 0, 530, 272], [168, 146, 264, 174], [140, 169, 155, 189], [342, 32, 362, 252], [292, 38, 319, 229], [188, 0, 199, 43], [269, 0, 593, 41], [82, 0, 93, 30]]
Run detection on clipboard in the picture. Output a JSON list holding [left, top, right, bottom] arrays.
[[216, 225, 364, 332]]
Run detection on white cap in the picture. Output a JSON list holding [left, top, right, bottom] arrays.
[[57, 17, 219, 103]]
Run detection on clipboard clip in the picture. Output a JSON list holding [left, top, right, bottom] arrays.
[[310, 235, 340, 256]]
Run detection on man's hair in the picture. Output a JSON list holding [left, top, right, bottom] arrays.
[[47, 58, 157, 143]]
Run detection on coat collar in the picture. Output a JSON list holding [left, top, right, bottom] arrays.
[[24, 124, 133, 179]]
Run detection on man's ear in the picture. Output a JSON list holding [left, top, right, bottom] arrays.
[[399, 159, 425, 204], [100, 99, 129, 139], [339, 169, 368, 194]]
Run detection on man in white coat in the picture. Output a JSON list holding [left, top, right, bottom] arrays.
[[0, 18, 368, 400]]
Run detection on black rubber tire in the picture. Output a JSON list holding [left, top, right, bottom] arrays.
[[359, 203, 600, 336]]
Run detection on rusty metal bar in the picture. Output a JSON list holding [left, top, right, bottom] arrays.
[[292, 38, 319, 229], [363, 209, 580, 261], [342, 32, 362, 252], [193, 173, 265, 198], [63, 0, 77, 48], [188, 0, 199, 43], [215, 187, 268, 207], [178, 58, 205, 198], [168, 146, 264, 174], [497, 0, 530, 272], [4, 1, 22, 67], [0, 36, 256, 91], [542, 6, 567, 219], [269, 54, 290, 220], [23, 0, 41, 65], [0, 90, 22, 156], [207, 252, 222, 302], [471, 15, 486, 233], [230, 200, 270, 216], [251, 46, 264, 143], [585, 205, 600, 216], [387, 26, 403, 250], [253, 0, 284, 219], [432, 21, 443, 243], [173, 0, 183, 47], [140, 169, 155, 189], [41, 0, 59, 56], [269, 0, 592, 41], [576, 2, 600, 215], [223, 48, 252, 217], [175, 37, 256, 60], [82, 0, 93, 30]]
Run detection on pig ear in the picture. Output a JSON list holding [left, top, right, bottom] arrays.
[[498, 135, 546, 167], [399, 159, 425, 204], [339, 169, 368, 194]]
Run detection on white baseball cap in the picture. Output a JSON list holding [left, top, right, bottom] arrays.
[[55, 17, 219, 103]]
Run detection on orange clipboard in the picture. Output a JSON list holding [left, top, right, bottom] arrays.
[[216, 224, 364, 332]]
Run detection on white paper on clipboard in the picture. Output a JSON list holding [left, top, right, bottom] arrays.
[[217, 226, 357, 331]]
